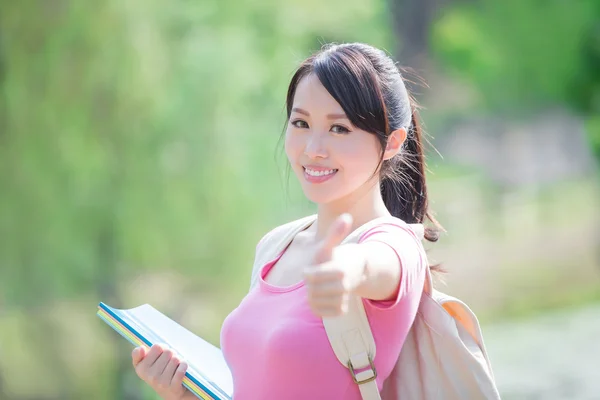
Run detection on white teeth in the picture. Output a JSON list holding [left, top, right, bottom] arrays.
[[305, 168, 336, 177]]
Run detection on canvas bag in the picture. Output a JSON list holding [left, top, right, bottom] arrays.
[[249, 215, 501, 400]]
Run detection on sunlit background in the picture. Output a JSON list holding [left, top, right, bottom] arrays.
[[1, 1, 599, 399]]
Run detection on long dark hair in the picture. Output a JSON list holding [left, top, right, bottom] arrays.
[[285, 43, 442, 243]]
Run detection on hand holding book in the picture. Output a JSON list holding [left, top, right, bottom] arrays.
[[96, 302, 233, 400], [131, 343, 191, 400]]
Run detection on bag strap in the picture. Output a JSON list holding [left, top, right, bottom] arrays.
[[322, 218, 426, 400], [250, 214, 317, 289]]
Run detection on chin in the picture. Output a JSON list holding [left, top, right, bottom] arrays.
[[300, 185, 347, 206], [302, 191, 334, 205]]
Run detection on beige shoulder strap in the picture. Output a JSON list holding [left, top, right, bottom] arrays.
[[322, 217, 426, 400], [250, 214, 317, 289]]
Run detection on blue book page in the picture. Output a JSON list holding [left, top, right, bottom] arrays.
[[107, 304, 233, 398]]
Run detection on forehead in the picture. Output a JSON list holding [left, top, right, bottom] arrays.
[[292, 73, 344, 112]]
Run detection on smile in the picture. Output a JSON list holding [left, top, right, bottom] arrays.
[[304, 168, 337, 177], [303, 167, 338, 183]]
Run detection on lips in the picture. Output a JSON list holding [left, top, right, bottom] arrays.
[[302, 166, 338, 183], [304, 167, 338, 177]]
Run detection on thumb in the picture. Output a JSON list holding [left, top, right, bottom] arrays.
[[314, 213, 353, 264], [132, 346, 147, 366]]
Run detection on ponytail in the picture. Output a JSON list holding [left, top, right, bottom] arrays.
[[380, 104, 441, 243]]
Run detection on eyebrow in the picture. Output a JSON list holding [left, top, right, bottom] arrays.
[[291, 107, 348, 120]]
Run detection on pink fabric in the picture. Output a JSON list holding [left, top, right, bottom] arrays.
[[220, 222, 426, 399]]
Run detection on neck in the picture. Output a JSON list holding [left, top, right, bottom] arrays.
[[312, 179, 391, 241]]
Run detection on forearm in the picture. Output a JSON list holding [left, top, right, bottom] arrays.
[[342, 242, 401, 301]]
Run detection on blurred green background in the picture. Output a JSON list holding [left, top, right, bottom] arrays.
[[1, 1, 599, 399]]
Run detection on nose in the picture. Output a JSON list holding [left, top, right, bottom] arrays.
[[304, 131, 328, 159]]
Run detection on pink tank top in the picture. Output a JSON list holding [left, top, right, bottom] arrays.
[[220, 222, 425, 399]]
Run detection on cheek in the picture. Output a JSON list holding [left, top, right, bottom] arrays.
[[339, 137, 381, 175], [284, 131, 301, 164]]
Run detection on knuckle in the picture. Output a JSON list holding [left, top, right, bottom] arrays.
[[176, 363, 188, 377], [148, 374, 159, 386], [148, 345, 160, 357], [156, 379, 168, 390]]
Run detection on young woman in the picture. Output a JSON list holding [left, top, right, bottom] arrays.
[[131, 42, 442, 400]]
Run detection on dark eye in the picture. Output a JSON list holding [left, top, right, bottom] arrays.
[[331, 124, 350, 134], [291, 120, 309, 129]]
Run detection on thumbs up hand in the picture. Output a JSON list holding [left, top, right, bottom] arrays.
[[304, 214, 368, 317]]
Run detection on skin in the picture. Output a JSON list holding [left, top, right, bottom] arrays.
[[132, 72, 409, 400]]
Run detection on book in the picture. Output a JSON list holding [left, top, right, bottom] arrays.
[[97, 302, 233, 400]]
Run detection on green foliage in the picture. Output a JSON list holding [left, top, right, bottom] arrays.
[[432, 0, 599, 112], [431, 0, 600, 160], [586, 116, 600, 163], [0, 1, 392, 398], [0, 0, 394, 308]]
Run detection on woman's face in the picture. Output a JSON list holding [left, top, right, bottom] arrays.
[[285, 74, 384, 206]]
